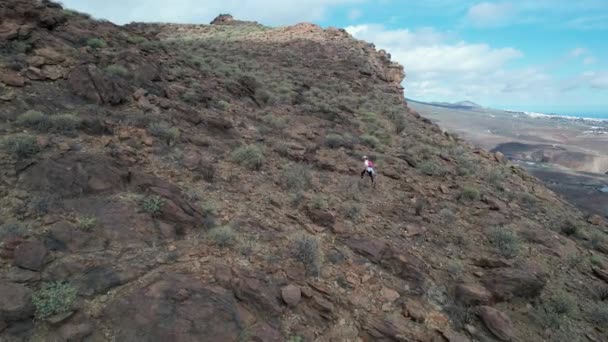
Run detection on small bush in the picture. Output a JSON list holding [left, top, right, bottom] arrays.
[[16, 110, 50, 131], [341, 201, 364, 222], [280, 163, 312, 191], [142, 196, 164, 216], [593, 285, 608, 301], [590, 232, 607, 251], [518, 191, 538, 206], [2, 134, 40, 159], [587, 303, 608, 325], [457, 186, 480, 202], [86, 38, 106, 49], [487, 227, 519, 258], [439, 208, 457, 224], [201, 164, 216, 182], [486, 169, 506, 188], [261, 114, 288, 130], [208, 225, 236, 248], [148, 122, 180, 145], [560, 219, 581, 237], [590, 255, 603, 267], [50, 114, 81, 134], [418, 161, 445, 176], [32, 282, 77, 319], [290, 191, 305, 208], [105, 64, 129, 78], [324, 133, 356, 149], [310, 194, 329, 210], [77, 216, 97, 231], [230, 145, 264, 170], [126, 35, 148, 44], [292, 233, 323, 276], [456, 156, 476, 176], [360, 134, 380, 149], [547, 291, 576, 315]]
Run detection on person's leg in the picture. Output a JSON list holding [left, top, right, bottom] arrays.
[[367, 170, 374, 183], [361, 169, 366, 178]]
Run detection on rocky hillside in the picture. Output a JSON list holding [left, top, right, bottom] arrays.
[[1, 1, 608, 341]]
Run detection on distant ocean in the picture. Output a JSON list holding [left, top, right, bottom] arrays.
[[503, 109, 608, 122]]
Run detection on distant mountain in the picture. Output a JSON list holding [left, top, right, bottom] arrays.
[[407, 98, 482, 110]]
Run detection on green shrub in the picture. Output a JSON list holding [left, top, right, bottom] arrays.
[[360, 134, 380, 149], [439, 208, 457, 224], [587, 303, 608, 325], [86, 38, 106, 49], [590, 255, 603, 267], [50, 114, 81, 134], [208, 225, 236, 248], [547, 291, 576, 316], [310, 194, 329, 210], [148, 122, 180, 144], [292, 233, 323, 276], [341, 201, 364, 222], [105, 64, 129, 78], [126, 35, 148, 44], [16, 110, 50, 131], [418, 161, 445, 176], [280, 163, 312, 191], [560, 219, 581, 237], [518, 191, 538, 206], [457, 186, 480, 202], [324, 133, 356, 149], [590, 232, 607, 251], [486, 169, 506, 188], [487, 227, 519, 258], [142, 195, 164, 216], [201, 201, 219, 216], [230, 145, 264, 170], [456, 156, 476, 176], [32, 282, 77, 319], [2, 134, 40, 159], [261, 114, 288, 130], [77, 216, 97, 231]]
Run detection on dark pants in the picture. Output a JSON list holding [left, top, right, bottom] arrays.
[[361, 169, 374, 183]]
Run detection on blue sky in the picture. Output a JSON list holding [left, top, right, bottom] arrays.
[[61, 0, 608, 115]]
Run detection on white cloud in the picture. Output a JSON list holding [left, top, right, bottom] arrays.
[[347, 8, 363, 20], [466, 2, 517, 27], [60, 0, 360, 25], [583, 56, 597, 65], [570, 47, 588, 57]]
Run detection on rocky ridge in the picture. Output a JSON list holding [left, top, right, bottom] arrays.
[[0, 2, 607, 342]]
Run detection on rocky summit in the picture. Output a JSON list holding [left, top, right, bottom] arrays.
[[1, 1, 607, 341]]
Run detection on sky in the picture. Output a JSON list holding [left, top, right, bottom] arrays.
[[60, 0, 608, 116]]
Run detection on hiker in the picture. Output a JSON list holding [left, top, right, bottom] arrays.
[[360, 156, 375, 184]]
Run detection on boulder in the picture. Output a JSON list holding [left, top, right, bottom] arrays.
[[481, 264, 547, 301], [13, 240, 47, 271], [0, 21, 20, 40], [381, 287, 400, 302], [0, 71, 26, 87], [68, 64, 131, 105], [455, 283, 492, 306], [478, 306, 514, 341], [182, 150, 202, 171], [59, 323, 94, 341], [588, 214, 603, 226], [494, 152, 507, 164], [281, 285, 301, 307], [381, 248, 429, 292], [234, 277, 281, 315], [104, 273, 246, 341], [344, 238, 388, 262], [34, 48, 65, 65], [0, 281, 34, 321], [307, 207, 335, 228]]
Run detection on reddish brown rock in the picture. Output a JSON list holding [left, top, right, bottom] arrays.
[[26, 56, 46, 68], [481, 264, 547, 301], [403, 299, 427, 323], [455, 283, 493, 306], [182, 150, 202, 171], [68, 64, 131, 105], [307, 207, 335, 228], [588, 214, 603, 226], [59, 323, 94, 341], [0, 21, 20, 40], [13, 240, 47, 271], [281, 285, 301, 307], [494, 152, 507, 164], [381, 287, 400, 302], [34, 48, 65, 65], [478, 306, 514, 341], [0, 71, 26, 87], [593, 267, 608, 283]]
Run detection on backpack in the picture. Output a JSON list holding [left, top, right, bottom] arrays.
[[368, 161, 375, 168]]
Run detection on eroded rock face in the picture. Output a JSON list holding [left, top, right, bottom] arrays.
[[104, 273, 246, 341], [478, 306, 514, 341], [13, 240, 47, 271], [68, 64, 131, 105], [481, 263, 547, 301]]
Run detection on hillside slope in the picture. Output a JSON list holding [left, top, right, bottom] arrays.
[[1, 1, 608, 341]]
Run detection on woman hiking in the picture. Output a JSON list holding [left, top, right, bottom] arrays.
[[360, 156, 376, 184]]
